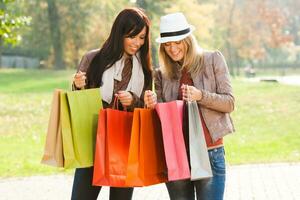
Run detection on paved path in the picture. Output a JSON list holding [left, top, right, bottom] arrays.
[[1, 163, 300, 200]]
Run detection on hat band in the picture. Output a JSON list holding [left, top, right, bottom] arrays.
[[160, 28, 190, 38]]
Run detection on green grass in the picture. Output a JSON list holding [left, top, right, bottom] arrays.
[[0, 69, 74, 177], [0, 69, 300, 177], [225, 78, 300, 164], [0, 68, 74, 93]]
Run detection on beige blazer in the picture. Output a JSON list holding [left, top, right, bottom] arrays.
[[155, 50, 235, 142]]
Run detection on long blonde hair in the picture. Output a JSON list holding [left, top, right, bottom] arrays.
[[159, 35, 204, 80]]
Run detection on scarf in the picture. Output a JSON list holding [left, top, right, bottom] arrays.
[[100, 53, 144, 104]]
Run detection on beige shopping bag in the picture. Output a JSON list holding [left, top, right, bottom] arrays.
[[41, 89, 64, 167]]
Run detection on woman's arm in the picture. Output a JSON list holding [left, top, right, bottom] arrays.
[[72, 54, 91, 90], [197, 51, 235, 113]]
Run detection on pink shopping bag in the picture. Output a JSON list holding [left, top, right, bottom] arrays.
[[155, 100, 190, 181]]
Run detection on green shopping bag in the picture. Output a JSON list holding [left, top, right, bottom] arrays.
[[66, 88, 103, 167], [60, 91, 79, 168]]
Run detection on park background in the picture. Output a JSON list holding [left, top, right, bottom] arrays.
[[0, 0, 300, 180]]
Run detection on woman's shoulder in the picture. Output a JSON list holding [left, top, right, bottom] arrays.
[[202, 50, 225, 65], [154, 68, 162, 78], [202, 49, 223, 58], [83, 49, 100, 61], [154, 68, 169, 82], [77, 49, 100, 72]]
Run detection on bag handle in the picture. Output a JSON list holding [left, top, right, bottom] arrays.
[[144, 78, 156, 109], [186, 84, 191, 102], [112, 96, 127, 111], [181, 84, 191, 103]]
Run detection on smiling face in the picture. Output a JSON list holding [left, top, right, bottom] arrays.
[[123, 26, 146, 56], [163, 40, 186, 62]]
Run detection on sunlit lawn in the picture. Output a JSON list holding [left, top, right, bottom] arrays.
[[0, 69, 300, 177], [226, 78, 300, 164], [0, 69, 74, 177]]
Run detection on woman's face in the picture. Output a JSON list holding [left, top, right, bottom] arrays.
[[123, 26, 147, 56], [163, 40, 186, 62]]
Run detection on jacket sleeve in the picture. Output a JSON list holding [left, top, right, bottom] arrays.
[[154, 69, 165, 103], [127, 76, 153, 110], [71, 53, 91, 91], [198, 51, 235, 113], [124, 91, 144, 111]]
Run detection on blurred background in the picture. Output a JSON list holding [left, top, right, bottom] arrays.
[[0, 0, 300, 178], [1, 0, 300, 74]]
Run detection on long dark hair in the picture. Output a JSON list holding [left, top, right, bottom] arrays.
[[86, 7, 152, 89]]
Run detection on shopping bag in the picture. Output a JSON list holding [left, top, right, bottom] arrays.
[[66, 88, 103, 167], [188, 101, 212, 180], [126, 108, 167, 186], [60, 91, 79, 168], [155, 100, 190, 181], [41, 89, 64, 167], [93, 103, 133, 187]]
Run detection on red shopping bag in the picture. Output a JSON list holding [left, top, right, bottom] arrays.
[[126, 108, 167, 186], [93, 102, 133, 187], [155, 100, 190, 181]]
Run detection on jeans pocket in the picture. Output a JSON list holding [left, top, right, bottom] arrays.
[[210, 148, 226, 176]]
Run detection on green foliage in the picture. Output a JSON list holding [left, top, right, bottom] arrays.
[[1, 0, 300, 70], [0, 0, 31, 45], [0, 69, 300, 177]]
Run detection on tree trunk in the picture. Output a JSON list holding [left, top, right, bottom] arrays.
[[47, 0, 64, 69], [136, 0, 146, 8], [225, 0, 236, 77], [234, 51, 240, 76], [0, 38, 2, 68], [135, 0, 159, 67]]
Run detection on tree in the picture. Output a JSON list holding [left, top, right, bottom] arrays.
[[46, 0, 64, 69], [135, 0, 172, 67], [275, 0, 300, 62], [213, 0, 294, 75], [0, 0, 31, 67]]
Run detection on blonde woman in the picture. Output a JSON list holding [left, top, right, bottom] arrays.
[[144, 12, 235, 200]]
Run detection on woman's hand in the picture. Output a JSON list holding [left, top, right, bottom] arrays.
[[116, 91, 133, 107], [144, 90, 157, 109], [181, 84, 203, 102], [73, 71, 86, 89]]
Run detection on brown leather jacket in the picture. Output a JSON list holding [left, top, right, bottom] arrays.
[[155, 50, 235, 142], [73, 49, 146, 109]]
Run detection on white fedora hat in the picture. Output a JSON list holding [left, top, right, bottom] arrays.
[[156, 12, 195, 43]]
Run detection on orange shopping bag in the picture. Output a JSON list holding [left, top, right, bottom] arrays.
[[126, 108, 167, 186], [93, 100, 133, 187]]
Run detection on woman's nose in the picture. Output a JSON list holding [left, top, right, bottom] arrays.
[[170, 44, 177, 52], [133, 38, 141, 46]]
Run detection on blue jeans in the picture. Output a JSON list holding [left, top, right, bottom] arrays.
[[166, 147, 226, 200], [71, 167, 134, 200]]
